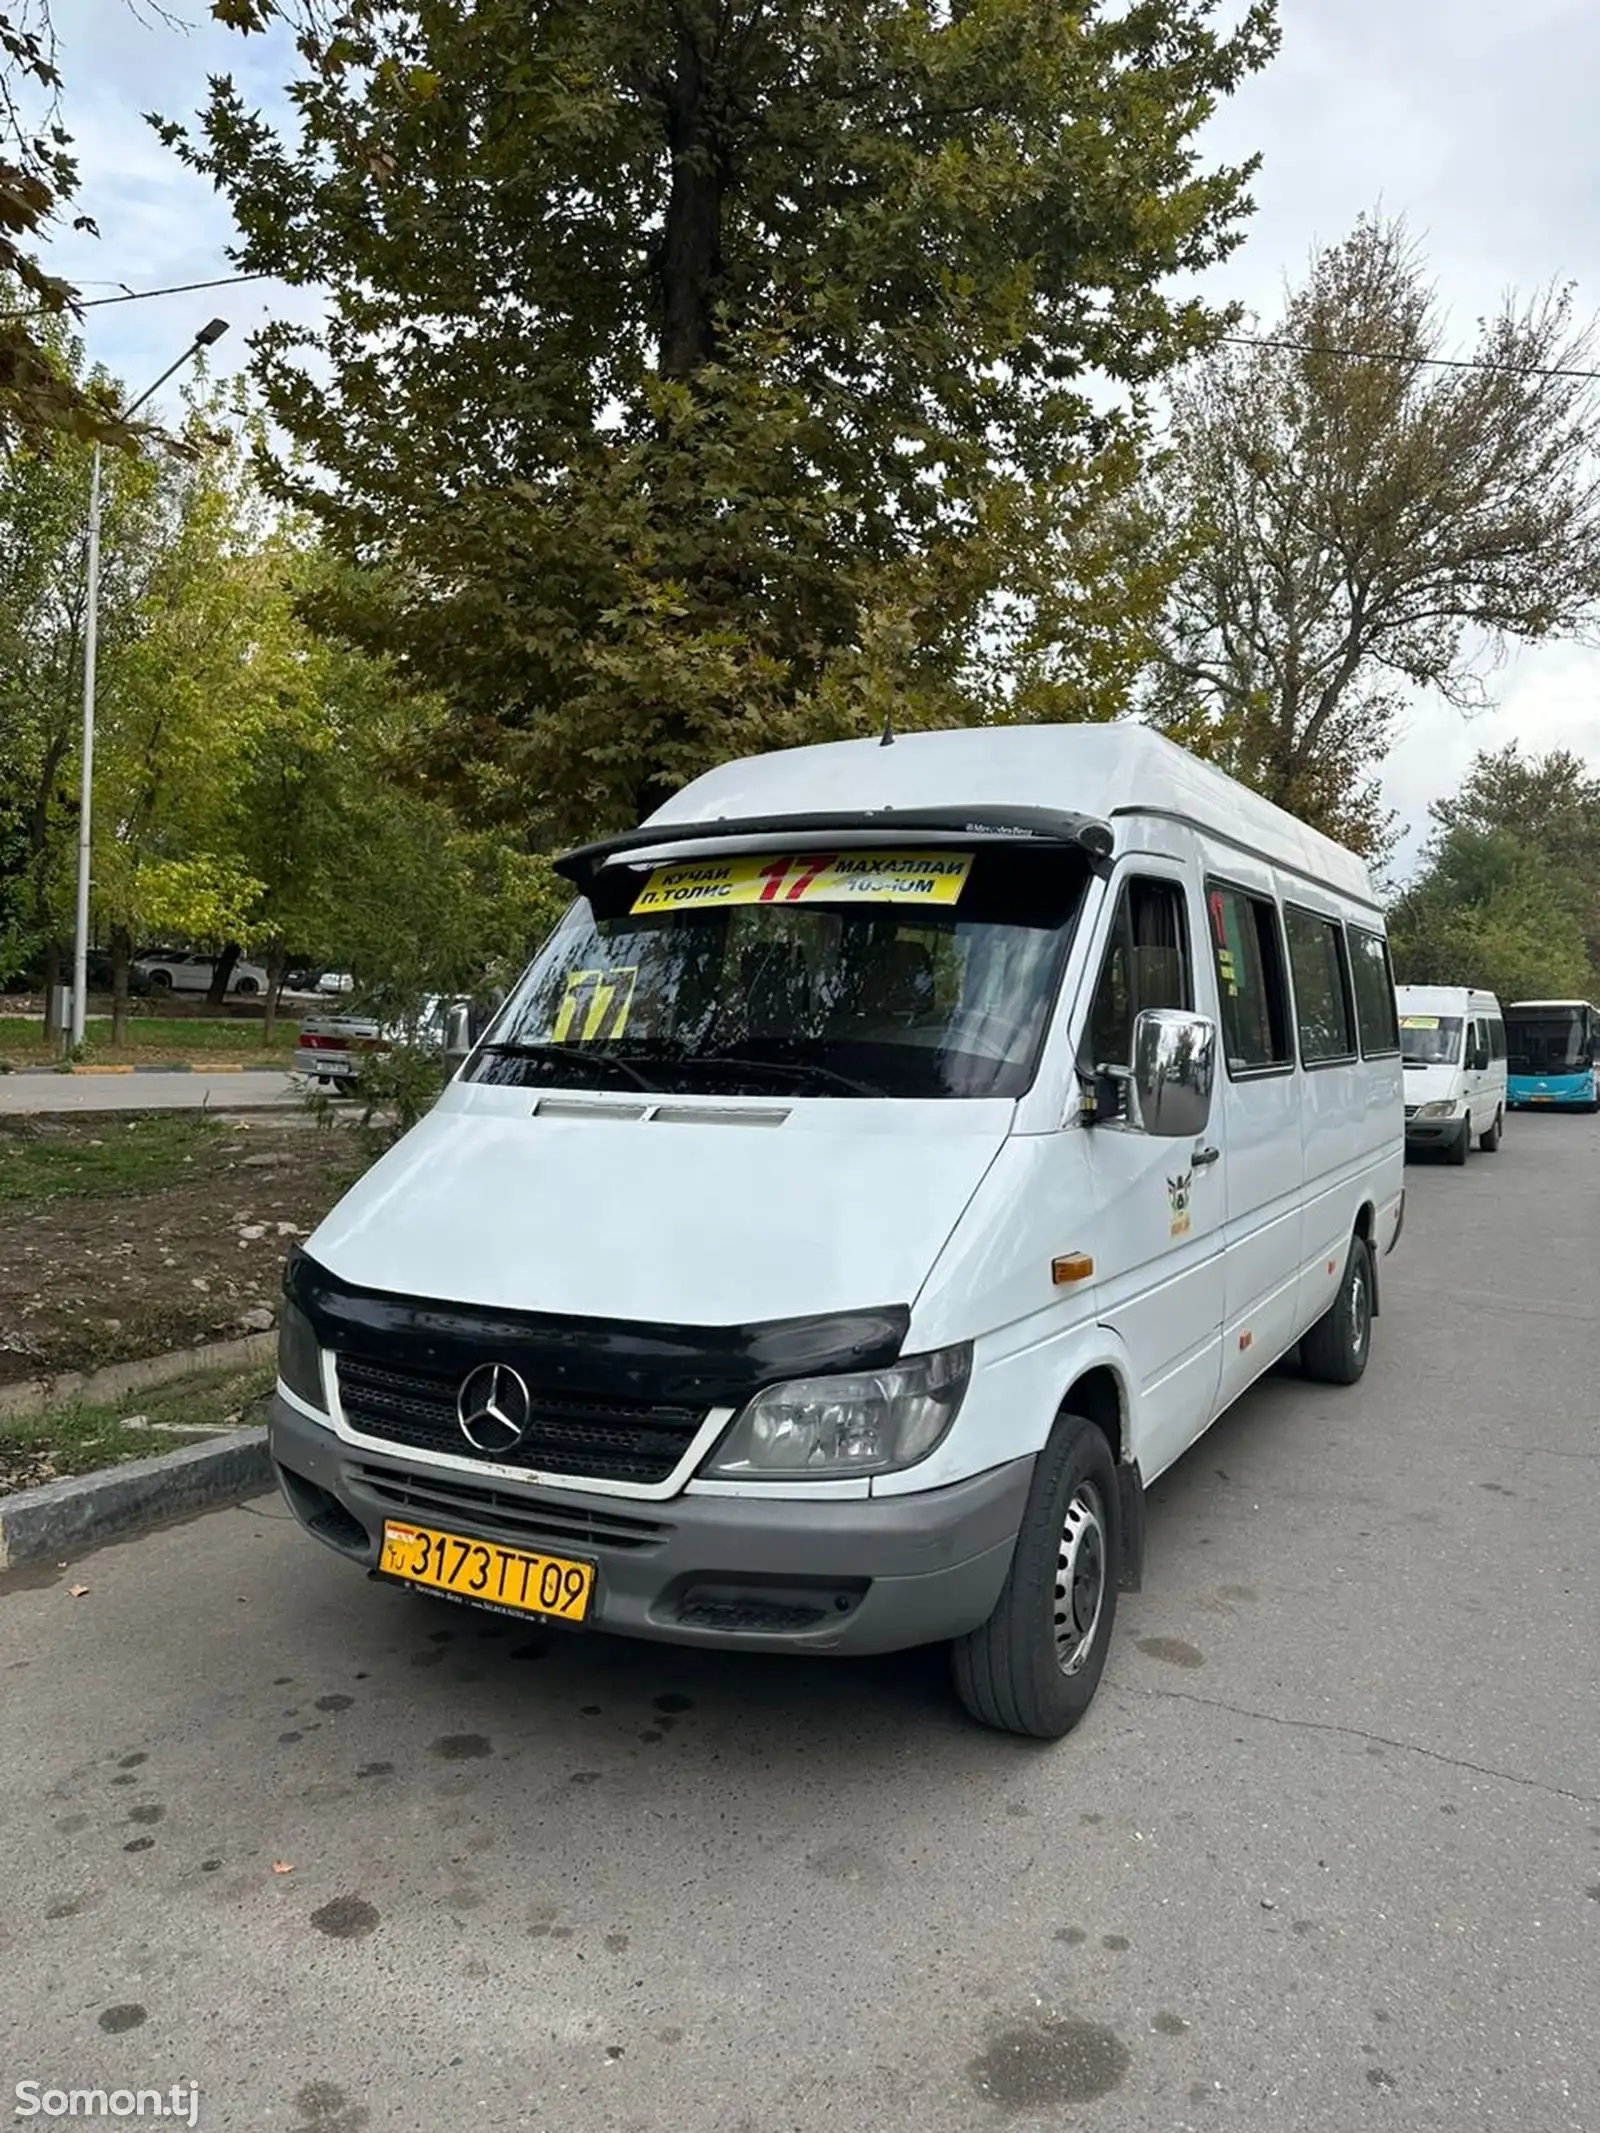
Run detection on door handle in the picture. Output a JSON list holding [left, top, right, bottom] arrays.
[[1191, 1145, 1220, 1167]]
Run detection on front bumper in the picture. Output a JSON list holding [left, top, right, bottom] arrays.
[[268, 1394, 1031, 1657], [1404, 1113, 1464, 1146]]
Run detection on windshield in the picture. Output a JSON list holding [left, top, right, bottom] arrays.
[[469, 843, 1087, 1100], [1399, 1015, 1464, 1067], [1506, 1010, 1591, 1073]]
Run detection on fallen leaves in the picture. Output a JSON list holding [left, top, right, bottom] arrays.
[[272, 1860, 295, 1875], [67, 1583, 89, 1598]]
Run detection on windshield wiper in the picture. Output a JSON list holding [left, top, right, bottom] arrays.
[[677, 1052, 889, 1098], [475, 1042, 655, 1092]]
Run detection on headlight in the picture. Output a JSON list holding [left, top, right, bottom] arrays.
[[1415, 1099, 1458, 1119], [703, 1344, 971, 1480], [277, 1295, 327, 1412]]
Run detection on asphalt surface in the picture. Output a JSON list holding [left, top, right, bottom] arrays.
[[0, 1071, 299, 1114], [2, 1113, 1596, 2133]]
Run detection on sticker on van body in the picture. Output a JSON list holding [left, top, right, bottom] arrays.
[[630, 850, 972, 915], [1167, 1171, 1193, 1237]]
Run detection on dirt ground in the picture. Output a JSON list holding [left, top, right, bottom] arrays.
[[0, 1114, 365, 1384]]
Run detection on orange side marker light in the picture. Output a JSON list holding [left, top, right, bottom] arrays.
[[1052, 1253, 1095, 1285]]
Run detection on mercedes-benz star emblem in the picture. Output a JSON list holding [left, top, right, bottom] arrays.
[[456, 1362, 532, 1455]]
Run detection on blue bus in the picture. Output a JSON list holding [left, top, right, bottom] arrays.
[[1505, 999, 1600, 1111]]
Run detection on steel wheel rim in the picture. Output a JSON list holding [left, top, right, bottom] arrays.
[[1348, 1258, 1369, 1356], [1054, 1482, 1107, 1676]]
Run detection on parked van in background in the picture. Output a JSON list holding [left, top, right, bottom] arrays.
[[1396, 986, 1507, 1163], [270, 725, 1405, 1739]]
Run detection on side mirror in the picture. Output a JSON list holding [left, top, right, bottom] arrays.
[[1130, 1008, 1216, 1140], [442, 1002, 473, 1060]]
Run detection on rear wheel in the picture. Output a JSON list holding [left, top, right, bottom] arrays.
[[1478, 1108, 1502, 1153], [234, 976, 260, 995], [1300, 1236, 1373, 1386], [951, 1414, 1119, 1740]]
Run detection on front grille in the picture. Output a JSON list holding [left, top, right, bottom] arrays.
[[336, 1352, 707, 1486], [1404, 1105, 1418, 1119], [352, 1461, 671, 1552]]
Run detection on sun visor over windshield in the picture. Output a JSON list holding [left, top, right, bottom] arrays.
[[553, 805, 1115, 896]]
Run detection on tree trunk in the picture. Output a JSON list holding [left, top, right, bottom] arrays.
[[263, 942, 287, 1044], [657, 17, 724, 380], [42, 939, 62, 1039], [110, 923, 132, 1048], [207, 941, 241, 1006]]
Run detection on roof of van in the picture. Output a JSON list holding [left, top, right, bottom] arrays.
[[1396, 984, 1502, 1011], [650, 724, 1378, 905]]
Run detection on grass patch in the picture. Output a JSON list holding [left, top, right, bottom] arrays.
[[0, 1015, 298, 1070], [0, 1364, 274, 1495], [0, 1113, 223, 1208]]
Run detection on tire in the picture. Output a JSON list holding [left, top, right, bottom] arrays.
[[1446, 1121, 1469, 1166], [1300, 1235, 1373, 1386], [951, 1414, 1119, 1740], [149, 969, 172, 990], [234, 976, 260, 995], [1478, 1108, 1502, 1153]]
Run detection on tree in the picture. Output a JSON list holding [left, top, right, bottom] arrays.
[[0, 2, 154, 447], [162, 0, 1278, 838], [1387, 826, 1592, 1006], [1429, 743, 1600, 974], [1148, 217, 1600, 855], [0, 290, 166, 1023]]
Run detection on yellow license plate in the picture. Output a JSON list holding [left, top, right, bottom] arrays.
[[378, 1520, 594, 1623]]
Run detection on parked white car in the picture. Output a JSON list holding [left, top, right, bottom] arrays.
[[132, 950, 272, 997], [270, 725, 1405, 1739], [1396, 985, 1507, 1162], [294, 996, 452, 1086]]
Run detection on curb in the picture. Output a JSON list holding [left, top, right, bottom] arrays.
[[6, 1062, 292, 1077], [0, 1427, 273, 1569], [0, 1332, 276, 1423]]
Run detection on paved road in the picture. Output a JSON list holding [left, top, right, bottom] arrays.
[[0, 1071, 299, 1114], [2, 1116, 1596, 2133]]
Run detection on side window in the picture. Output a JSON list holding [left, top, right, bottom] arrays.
[[1471, 1017, 1490, 1068], [1284, 906, 1357, 1065], [1347, 925, 1400, 1057], [1488, 1017, 1506, 1062], [1205, 881, 1293, 1075], [1084, 875, 1193, 1072]]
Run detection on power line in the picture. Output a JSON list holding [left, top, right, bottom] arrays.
[[76, 272, 274, 309], [2, 271, 276, 323], [1219, 333, 1600, 385]]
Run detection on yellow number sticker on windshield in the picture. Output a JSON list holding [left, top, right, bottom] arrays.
[[552, 967, 638, 1042], [1399, 1015, 1440, 1030], [631, 849, 972, 915]]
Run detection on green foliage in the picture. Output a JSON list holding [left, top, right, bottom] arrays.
[[0, 5, 154, 448], [1389, 745, 1600, 1003], [165, 0, 1279, 836], [1149, 218, 1600, 856]]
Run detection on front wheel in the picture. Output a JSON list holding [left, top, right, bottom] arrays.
[[951, 1414, 1119, 1740], [1300, 1235, 1373, 1385], [149, 969, 172, 990], [1446, 1121, 1469, 1165], [1478, 1108, 1502, 1153], [234, 976, 260, 996]]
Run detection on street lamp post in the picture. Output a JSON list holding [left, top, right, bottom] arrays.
[[70, 317, 230, 1048]]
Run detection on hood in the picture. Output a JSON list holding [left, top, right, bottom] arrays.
[[303, 1085, 1012, 1326], [1402, 1062, 1462, 1098]]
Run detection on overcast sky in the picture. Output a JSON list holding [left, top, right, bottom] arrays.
[[35, 0, 1600, 868]]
